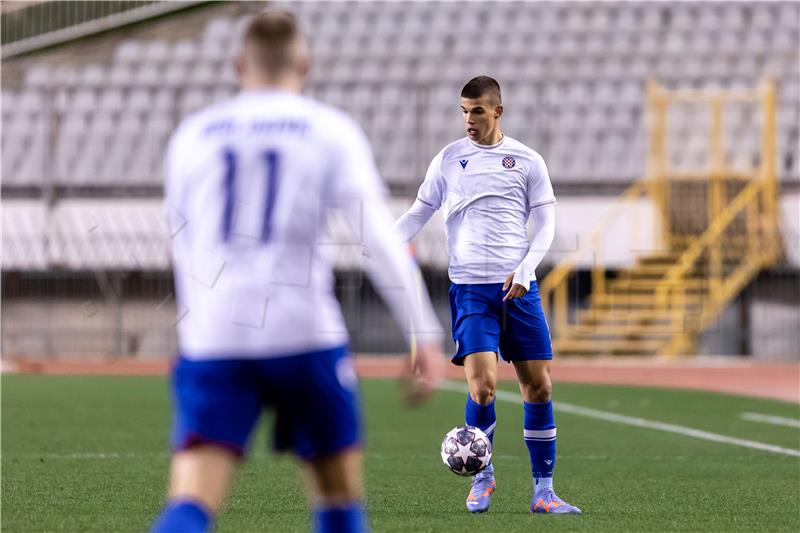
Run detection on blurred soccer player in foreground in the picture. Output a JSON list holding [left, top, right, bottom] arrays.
[[394, 76, 580, 515], [150, 11, 444, 533]]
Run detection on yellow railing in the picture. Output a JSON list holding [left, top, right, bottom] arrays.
[[654, 178, 781, 355], [655, 180, 778, 308], [541, 79, 780, 354], [539, 179, 651, 335]]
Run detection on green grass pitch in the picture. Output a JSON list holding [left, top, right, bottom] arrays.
[[2, 375, 799, 532]]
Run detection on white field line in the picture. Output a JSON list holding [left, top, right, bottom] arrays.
[[741, 412, 800, 429], [437, 380, 800, 458], [13, 452, 166, 459]]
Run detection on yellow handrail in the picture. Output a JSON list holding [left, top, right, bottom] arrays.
[[540, 179, 649, 334], [545, 79, 779, 356], [654, 179, 774, 307]]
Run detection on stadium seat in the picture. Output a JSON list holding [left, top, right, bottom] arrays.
[[4, 0, 799, 193]]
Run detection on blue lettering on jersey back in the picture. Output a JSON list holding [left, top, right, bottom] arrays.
[[204, 119, 310, 136], [250, 119, 310, 135], [204, 120, 237, 135]]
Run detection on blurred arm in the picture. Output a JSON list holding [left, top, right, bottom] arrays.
[[393, 199, 437, 243], [341, 199, 444, 346], [327, 116, 444, 347]]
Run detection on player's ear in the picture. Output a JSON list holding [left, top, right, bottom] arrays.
[[234, 52, 246, 81], [495, 105, 503, 119], [297, 56, 311, 81]]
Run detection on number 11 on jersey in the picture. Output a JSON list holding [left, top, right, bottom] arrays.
[[221, 148, 281, 243]]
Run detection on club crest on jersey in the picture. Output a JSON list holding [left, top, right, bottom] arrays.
[[502, 156, 516, 169], [459, 159, 469, 169]]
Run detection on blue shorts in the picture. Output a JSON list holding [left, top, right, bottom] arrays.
[[170, 345, 362, 460], [449, 281, 553, 365]]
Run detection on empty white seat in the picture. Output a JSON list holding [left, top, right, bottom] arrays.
[[81, 64, 107, 85], [18, 92, 44, 113], [171, 39, 197, 63], [116, 40, 143, 63], [136, 64, 161, 85], [152, 89, 175, 111], [24, 65, 52, 87], [162, 62, 189, 87], [107, 64, 133, 86], [199, 39, 227, 61], [203, 17, 234, 43], [69, 90, 95, 112], [179, 89, 209, 115], [144, 40, 170, 63], [127, 89, 152, 112], [189, 62, 216, 85], [97, 89, 124, 111]]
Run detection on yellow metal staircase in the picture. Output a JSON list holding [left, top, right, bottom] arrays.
[[540, 81, 783, 357]]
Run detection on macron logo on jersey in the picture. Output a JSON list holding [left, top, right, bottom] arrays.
[[459, 159, 469, 169]]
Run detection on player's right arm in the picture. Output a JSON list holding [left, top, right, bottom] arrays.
[[392, 152, 445, 242], [325, 114, 445, 403]]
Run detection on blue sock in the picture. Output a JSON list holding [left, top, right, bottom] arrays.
[[465, 393, 496, 446], [150, 499, 211, 533], [523, 400, 556, 491], [313, 502, 367, 533]]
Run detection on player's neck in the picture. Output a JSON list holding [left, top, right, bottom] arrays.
[[473, 130, 504, 147], [240, 74, 303, 94]]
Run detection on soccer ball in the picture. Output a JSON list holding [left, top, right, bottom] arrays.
[[440, 425, 492, 476]]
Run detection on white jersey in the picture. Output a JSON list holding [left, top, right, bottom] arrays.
[[166, 89, 442, 359], [416, 136, 556, 284]]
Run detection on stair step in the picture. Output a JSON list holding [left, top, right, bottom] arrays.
[[610, 278, 708, 292], [636, 253, 683, 266], [577, 309, 681, 324], [591, 293, 707, 308], [625, 268, 703, 280], [568, 324, 688, 336], [554, 338, 666, 355]]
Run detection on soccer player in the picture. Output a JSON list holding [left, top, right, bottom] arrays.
[[150, 11, 445, 533], [394, 76, 581, 515]]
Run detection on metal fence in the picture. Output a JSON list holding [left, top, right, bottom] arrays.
[[1, 1, 206, 58]]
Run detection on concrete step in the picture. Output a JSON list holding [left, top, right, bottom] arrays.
[[591, 293, 707, 308], [554, 337, 666, 356]]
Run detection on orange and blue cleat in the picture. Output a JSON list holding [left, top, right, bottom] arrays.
[[530, 488, 581, 514], [466, 470, 496, 513]]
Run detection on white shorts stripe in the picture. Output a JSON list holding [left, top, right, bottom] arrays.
[[524, 428, 557, 439]]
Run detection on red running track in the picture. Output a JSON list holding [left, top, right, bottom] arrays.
[[4, 355, 798, 403]]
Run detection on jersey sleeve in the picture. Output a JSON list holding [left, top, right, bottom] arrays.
[[527, 153, 557, 211], [163, 122, 194, 239], [416, 151, 445, 209], [324, 116, 387, 208]]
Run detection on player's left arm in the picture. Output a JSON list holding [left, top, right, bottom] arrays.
[[503, 153, 557, 302], [503, 204, 555, 301]]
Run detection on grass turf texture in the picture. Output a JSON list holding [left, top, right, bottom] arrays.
[[2, 376, 799, 532]]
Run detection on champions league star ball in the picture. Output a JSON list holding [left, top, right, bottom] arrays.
[[440, 426, 492, 476]]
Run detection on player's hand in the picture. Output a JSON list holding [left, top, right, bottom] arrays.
[[502, 272, 527, 301], [403, 341, 444, 407]]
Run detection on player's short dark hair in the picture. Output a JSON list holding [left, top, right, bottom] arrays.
[[243, 10, 304, 76], [461, 76, 502, 105]]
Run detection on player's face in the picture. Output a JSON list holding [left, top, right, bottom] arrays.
[[461, 95, 502, 144]]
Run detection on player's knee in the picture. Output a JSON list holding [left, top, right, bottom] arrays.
[[524, 381, 552, 403], [470, 382, 496, 404]]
